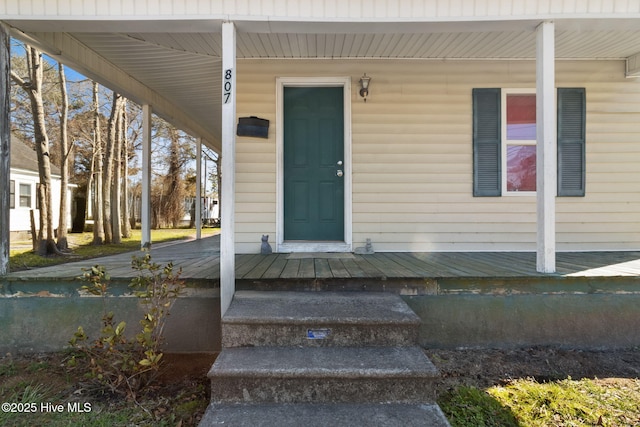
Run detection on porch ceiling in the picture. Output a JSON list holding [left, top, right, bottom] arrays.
[[4, 17, 640, 151]]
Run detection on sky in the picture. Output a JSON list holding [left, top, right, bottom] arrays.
[[11, 37, 88, 83]]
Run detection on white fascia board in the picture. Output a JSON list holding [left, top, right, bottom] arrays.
[[11, 169, 61, 180], [8, 27, 222, 151], [6, 15, 640, 35], [3, 0, 640, 23]]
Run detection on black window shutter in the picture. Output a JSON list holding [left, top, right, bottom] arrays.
[[9, 180, 15, 209], [557, 88, 586, 196], [473, 88, 501, 196]]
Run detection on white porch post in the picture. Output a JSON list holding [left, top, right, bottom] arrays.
[[195, 138, 202, 239], [0, 24, 10, 275], [220, 22, 236, 316], [141, 104, 152, 249], [536, 21, 556, 273]]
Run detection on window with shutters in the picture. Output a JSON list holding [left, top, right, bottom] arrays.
[[473, 87, 585, 198]]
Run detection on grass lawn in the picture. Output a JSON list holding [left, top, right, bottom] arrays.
[[432, 347, 640, 427], [9, 228, 219, 272], [439, 378, 640, 426]]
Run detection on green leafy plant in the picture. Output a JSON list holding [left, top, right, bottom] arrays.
[[68, 253, 185, 397]]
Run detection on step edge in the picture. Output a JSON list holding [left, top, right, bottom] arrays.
[[222, 317, 421, 325], [208, 369, 439, 378], [200, 402, 451, 427]]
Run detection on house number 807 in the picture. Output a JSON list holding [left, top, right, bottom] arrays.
[[223, 69, 233, 104]]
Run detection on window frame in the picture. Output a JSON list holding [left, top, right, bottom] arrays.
[[19, 183, 32, 208], [501, 88, 537, 196]]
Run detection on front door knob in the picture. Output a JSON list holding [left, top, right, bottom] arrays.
[[336, 170, 343, 177]]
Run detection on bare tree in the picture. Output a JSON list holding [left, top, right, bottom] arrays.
[[110, 94, 125, 243], [56, 63, 70, 251], [102, 92, 125, 242], [165, 127, 185, 228], [102, 94, 115, 242], [10, 46, 59, 255], [1, 25, 10, 275], [120, 99, 132, 238], [91, 82, 104, 245]]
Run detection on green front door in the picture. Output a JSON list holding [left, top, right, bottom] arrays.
[[284, 86, 344, 241]]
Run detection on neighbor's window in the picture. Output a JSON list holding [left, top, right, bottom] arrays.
[[19, 183, 31, 208], [504, 90, 536, 193], [9, 180, 15, 209]]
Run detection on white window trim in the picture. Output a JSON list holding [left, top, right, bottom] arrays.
[[501, 88, 537, 196], [275, 77, 353, 253], [18, 181, 34, 209]]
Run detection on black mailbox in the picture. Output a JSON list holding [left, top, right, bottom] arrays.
[[237, 116, 269, 138]]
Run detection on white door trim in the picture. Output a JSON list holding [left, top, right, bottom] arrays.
[[275, 77, 352, 253]]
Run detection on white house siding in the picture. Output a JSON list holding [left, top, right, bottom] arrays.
[[9, 170, 64, 234], [235, 68, 279, 253], [2, 0, 639, 20], [234, 59, 640, 253]]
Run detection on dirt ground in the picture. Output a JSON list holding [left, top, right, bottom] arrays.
[[425, 347, 640, 394], [2, 347, 639, 426]]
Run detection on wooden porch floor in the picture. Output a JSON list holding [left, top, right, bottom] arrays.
[[4, 234, 640, 282]]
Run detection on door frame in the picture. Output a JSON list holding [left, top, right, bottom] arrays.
[[276, 77, 352, 253]]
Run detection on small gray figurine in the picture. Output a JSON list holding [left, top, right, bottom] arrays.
[[354, 238, 374, 254], [261, 235, 273, 254]]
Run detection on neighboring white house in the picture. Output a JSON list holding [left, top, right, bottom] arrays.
[[9, 134, 72, 237]]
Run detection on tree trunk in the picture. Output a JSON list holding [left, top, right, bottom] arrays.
[[121, 99, 132, 238], [216, 155, 222, 223], [216, 157, 222, 222], [91, 82, 104, 245], [110, 95, 125, 243], [167, 127, 185, 228], [0, 24, 10, 275], [10, 47, 58, 256], [102, 94, 119, 243], [56, 63, 70, 251]]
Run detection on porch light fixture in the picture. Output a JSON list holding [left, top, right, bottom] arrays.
[[359, 73, 371, 102]]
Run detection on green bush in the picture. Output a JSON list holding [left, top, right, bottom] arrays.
[[68, 253, 185, 398]]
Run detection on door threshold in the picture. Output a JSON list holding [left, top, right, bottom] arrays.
[[278, 242, 351, 253]]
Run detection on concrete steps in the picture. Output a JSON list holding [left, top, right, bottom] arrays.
[[200, 403, 451, 427], [210, 346, 438, 403], [222, 291, 421, 347], [200, 291, 450, 426]]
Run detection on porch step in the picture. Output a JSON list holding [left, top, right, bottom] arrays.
[[222, 291, 421, 347], [208, 346, 439, 403], [201, 291, 450, 426], [199, 403, 450, 427]]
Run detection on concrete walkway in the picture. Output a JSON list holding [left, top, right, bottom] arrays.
[[5, 234, 220, 280]]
